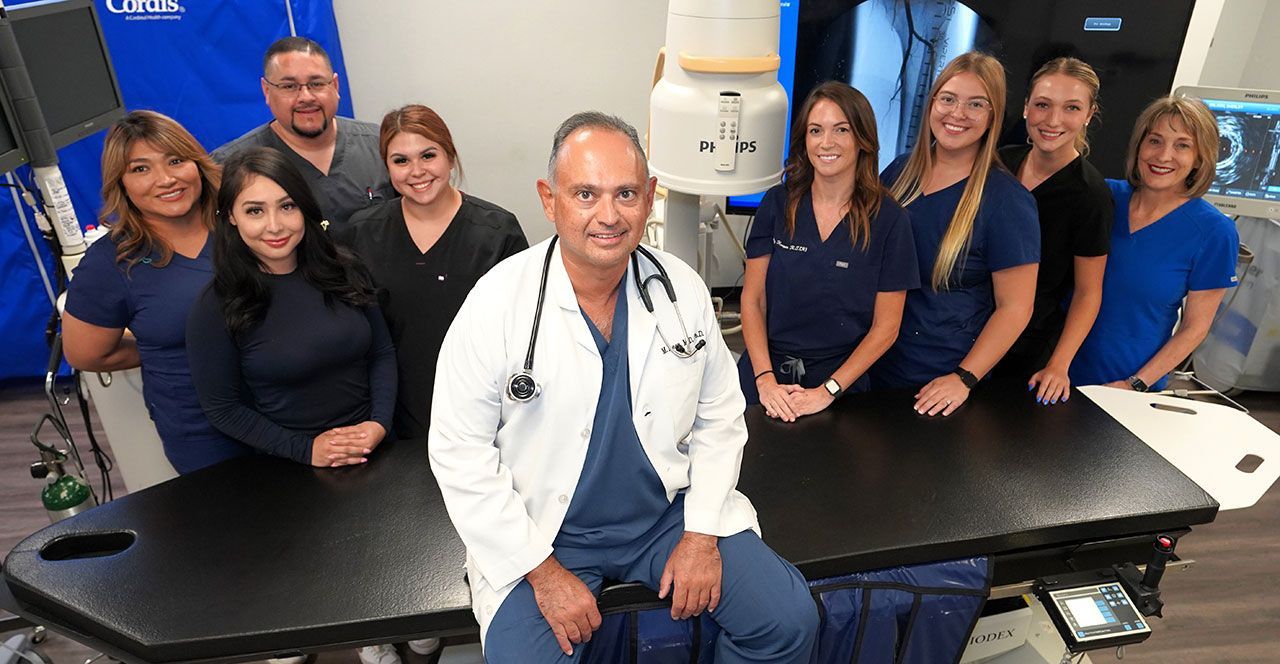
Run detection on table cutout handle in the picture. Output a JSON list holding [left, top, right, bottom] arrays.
[[1236, 454, 1264, 474], [39, 531, 136, 561], [1150, 402, 1197, 415]]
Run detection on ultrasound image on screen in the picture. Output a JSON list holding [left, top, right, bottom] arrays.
[[1205, 101, 1280, 202]]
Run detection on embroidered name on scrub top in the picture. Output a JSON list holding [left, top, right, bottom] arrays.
[[773, 237, 809, 252]]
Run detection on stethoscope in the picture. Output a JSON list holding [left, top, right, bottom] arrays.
[[505, 236, 707, 402]]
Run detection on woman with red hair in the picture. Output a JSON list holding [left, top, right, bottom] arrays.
[[341, 105, 527, 443]]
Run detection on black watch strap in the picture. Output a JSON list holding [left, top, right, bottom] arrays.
[[1128, 375, 1150, 392], [952, 367, 979, 389]]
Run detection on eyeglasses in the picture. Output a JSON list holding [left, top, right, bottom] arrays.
[[934, 92, 992, 116], [263, 77, 335, 96]]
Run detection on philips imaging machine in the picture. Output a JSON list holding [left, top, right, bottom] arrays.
[[1176, 85, 1280, 220]]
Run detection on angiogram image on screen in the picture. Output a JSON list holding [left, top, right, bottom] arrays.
[[848, 1, 990, 168], [794, 0, 1197, 182], [802, 0, 1000, 172], [1212, 110, 1280, 196]]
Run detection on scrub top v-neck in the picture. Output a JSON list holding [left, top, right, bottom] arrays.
[[871, 154, 1040, 388], [995, 145, 1112, 376], [1071, 179, 1238, 390], [339, 194, 528, 441], [65, 233, 252, 473], [739, 183, 919, 396]]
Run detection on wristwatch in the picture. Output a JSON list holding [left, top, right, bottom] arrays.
[[823, 377, 843, 398], [1127, 375, 1150, 392], [952, 366, 979, 389]]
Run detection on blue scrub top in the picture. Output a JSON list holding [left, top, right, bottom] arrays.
[[871, 155, 1041, 388], [741, 184, 920, 395], [64, 235, 253, 474], [1071, 180, 1239, 389], [555, 288, 669, 549]]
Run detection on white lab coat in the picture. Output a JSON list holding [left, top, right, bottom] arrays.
[[428, 237, 759, 641]]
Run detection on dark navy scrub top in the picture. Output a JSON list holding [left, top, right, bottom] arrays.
[[738, 184, 920, 396], [1071, 179, 1238, 390], [555, 287, 669, 549], [871, 155, 1040, 388], [64, 235, 252, 474]]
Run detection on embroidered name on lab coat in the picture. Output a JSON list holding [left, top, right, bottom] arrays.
[[773, 238, 808, 252]]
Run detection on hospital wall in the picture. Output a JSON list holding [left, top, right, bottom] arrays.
[[333, 0, 1276, 289], [332, 0, 667, 247]]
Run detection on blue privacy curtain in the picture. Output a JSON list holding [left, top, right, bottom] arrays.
[[0, 0, 353, 380]]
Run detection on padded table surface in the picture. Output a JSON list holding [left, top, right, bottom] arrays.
[[3, 381, 1218, 663]]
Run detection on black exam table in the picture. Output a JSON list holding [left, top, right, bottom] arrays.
[[2, 380, 1218, 663]]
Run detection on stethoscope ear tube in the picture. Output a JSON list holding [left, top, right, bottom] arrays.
[[506, 237, 558, 402], [506, 237, 705, 400]]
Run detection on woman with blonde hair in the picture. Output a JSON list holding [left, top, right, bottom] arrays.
[[739, 81, 918, 421], [1071, 96, 1239, 392], [870, 52, 1040, 416], [994, 57, 1113, 405], [63, 110, 252, 473]]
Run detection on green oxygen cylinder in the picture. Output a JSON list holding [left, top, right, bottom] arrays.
[[32, 451, 92, 523]]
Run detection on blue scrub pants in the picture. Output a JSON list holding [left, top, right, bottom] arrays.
[[484, 499, 818, 663]]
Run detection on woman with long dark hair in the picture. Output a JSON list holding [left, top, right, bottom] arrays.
[[186, 146, 395, 469], [738, 81, 919, 421], [872, 52, 1040, 416], [63, 110, 252, 473]]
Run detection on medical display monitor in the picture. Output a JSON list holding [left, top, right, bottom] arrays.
[[728, 0, 1196, 215], [8, 0, 125, 150], [1176, 85, 1280, 219], [0, 90, 29, 175]]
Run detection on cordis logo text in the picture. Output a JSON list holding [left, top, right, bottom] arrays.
[[106, 0, 185, 21]]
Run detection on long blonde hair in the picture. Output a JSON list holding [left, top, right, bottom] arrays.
[[99, 110, 220, 270], [888, 52, 1007, 290], [1027, 57, 1100, 156]]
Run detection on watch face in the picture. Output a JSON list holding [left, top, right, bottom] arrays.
[[824, 380, 840, 396]]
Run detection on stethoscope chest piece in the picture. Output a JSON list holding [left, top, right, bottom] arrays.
[[506, 371, 541, 402]]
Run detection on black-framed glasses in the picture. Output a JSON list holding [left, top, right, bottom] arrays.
[[263, 77, 335, 96]]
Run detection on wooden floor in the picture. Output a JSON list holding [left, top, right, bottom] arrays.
[[2, 380, 1278, 663]]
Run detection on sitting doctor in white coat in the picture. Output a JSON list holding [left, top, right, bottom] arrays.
[[428, 112, 819, 663]]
